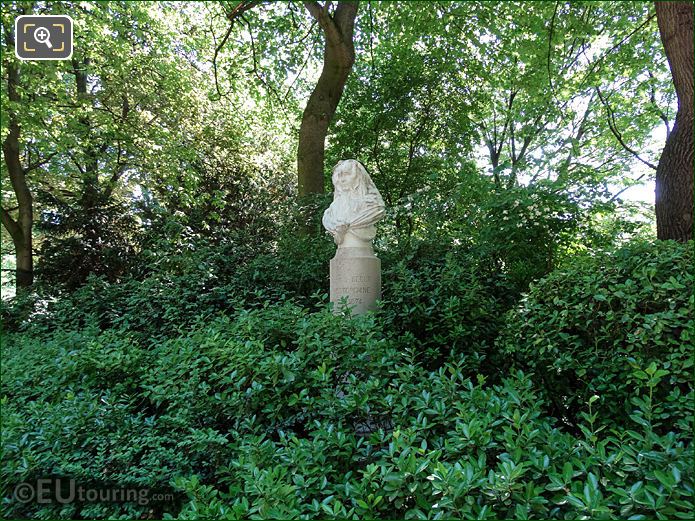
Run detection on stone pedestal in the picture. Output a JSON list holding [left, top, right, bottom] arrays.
[[330, 247, 381, 315]]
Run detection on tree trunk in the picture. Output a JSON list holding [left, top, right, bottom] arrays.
[[73, 57, 104, 213], [1, 59, 34, 289], [298, 1, 359, 197], [655, 1, 694, 242], [15, 241, 33, 288]]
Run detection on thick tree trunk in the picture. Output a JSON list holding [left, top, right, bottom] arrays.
[[298, 1, 358, 197], [0, 202, 33, 289], [655, 2, 694, 242], [1, 60, 34, 289], [15, 242, 33, 288]]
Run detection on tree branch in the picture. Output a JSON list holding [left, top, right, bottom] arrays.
[[0, 206, 22, 242], [578, 12, 656, 90], [406, 97, 434, 176], [212, 18, 237, 99], [225, 0, 261, 21], [304, 1, 342, 47], [608, 172, 648, 203], [241, 14, 286, 110], [26, 152, 58, 173], [103, 143, 129, 199], [648, 69, 671, 139], [547, 1, 559, 95], [283, 22, 320, 100], [595, 86, 657, 170], [496, 89, 517, 160]]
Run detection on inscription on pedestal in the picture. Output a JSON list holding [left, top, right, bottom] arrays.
[[335, 286, 371, 294], [330, 253, 381, 315]]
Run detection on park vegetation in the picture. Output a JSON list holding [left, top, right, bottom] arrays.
[[1, 1, 693, 519]]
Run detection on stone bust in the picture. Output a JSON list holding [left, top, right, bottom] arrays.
[[322, 159, 385, 248]]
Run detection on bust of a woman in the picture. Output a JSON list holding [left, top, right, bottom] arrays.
[[322, 159, 385, 249]]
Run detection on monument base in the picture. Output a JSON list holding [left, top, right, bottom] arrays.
[[330, 247, 381, 315]]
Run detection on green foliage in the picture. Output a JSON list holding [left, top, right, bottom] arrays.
[[3, 305, 692, 519], [1, 304, 388, 519], [500, 239, 693, 434], [378, 246, 512, 373], [1, 1, 689, 520], [468, 184, 590, 289], [331, 0, 672, 210], [2, 239, 692, 520], [36, 200, 140, 290], [0, 289, 40, 332], [330, 1, 475, 209], [4, 219, 333, 341]]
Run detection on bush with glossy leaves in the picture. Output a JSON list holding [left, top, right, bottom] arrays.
[[499, 239, 693, 435], [2, 286, 693, 519]]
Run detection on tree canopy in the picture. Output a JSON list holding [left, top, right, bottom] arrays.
[[3, 1, 686, 292]]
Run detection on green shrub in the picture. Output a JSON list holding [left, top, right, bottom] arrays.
[[379, 246, 514, 373], [1, 303, 395, 519], [23, 227, 333, 339], [36, 200, 140, 291], [3, 291, 693, 519], [499, 239, 693, 435], [171, 368, 693, 520], [3, 237, 692, 519], [471, 184, 586, 289], [0, 290, 42, 334]]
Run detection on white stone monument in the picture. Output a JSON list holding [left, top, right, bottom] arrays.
[[322, 159, 385, 315]]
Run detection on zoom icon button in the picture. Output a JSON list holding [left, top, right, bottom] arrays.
[[15, 15, 73, 60]]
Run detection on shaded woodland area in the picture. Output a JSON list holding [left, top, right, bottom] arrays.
[[1, 1, 693, 519]]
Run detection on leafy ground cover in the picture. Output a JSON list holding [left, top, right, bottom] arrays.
[[1, 239, 692, 519]]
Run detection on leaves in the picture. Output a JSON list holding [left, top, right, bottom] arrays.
[[1, 3, 691, 520]]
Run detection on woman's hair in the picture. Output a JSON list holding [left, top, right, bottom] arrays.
[[332, 159, 380, 199]]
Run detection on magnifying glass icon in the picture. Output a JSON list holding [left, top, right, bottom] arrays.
[[34, 26, 53, 48]]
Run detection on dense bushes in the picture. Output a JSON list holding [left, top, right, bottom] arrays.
[[36, 199, 140, 291], [500, 240, 693, 434], [2, 298, 693, 519], [2, 227, 332, 338], [173, 369, 693, 520], [2, 239, 692, 519], [378, 245, 515, 372]]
